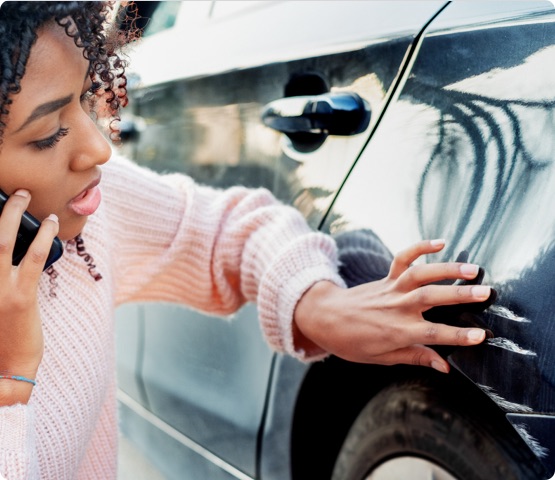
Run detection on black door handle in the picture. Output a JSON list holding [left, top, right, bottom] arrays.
[[261, 92, 371, 137]]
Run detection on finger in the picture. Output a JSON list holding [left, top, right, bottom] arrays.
[[397, 262, 480, 291], [18, 214, 59, 287], [406, 320, 486, 347], [408, 283, 492, 310], [0, 190, 31, 269], [367, 345, 451, 373], [388, 239, 445, 280]]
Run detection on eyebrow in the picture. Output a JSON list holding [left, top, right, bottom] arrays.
[[14, 94, 73, 133]]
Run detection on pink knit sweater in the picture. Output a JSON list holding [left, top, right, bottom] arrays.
[[0, 155, 344, 479]]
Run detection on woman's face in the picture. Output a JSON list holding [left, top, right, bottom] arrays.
[[0, 22, 112, 240]]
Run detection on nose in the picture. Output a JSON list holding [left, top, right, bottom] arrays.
[[69, 115, 112, 171]]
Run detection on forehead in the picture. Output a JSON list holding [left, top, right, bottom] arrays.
[[28, 22, 88, 82], [7, 23, 89, 125]]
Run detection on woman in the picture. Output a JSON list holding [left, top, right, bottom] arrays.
[[0, 2, 491, 478]]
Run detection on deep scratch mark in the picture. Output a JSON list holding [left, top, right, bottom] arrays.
[[486, 337, 537, 356], [489, 305, 530, 323], [514, 423, 549, 458], [477, 384, 533, 413]]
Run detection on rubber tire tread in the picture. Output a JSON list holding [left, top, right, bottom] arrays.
[[331, 380, 543, 480]]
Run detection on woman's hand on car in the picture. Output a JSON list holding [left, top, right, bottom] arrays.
[[0, 189, 59, 404], [293, 239, 491, 373]]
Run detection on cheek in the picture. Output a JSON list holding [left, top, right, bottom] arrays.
[[0, 151, 36, 194], [26, 194, 63, 220], [0, 140, 84, 239], [0, 146, 68, 213], [0, 143, 55, 191]]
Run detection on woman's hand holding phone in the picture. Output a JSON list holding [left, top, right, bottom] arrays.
[[0, 189, 59, 405]]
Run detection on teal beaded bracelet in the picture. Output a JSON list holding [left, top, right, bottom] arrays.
[[0, 375, 36, 386]]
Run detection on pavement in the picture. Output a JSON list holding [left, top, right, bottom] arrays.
[[118, 434, 167, 480]]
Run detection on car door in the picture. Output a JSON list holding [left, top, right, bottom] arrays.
[[323, 1, 555, 475], [115, 1, 449, 478]]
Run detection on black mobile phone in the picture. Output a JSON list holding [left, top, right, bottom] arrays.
[[0, 190, 63, 270]]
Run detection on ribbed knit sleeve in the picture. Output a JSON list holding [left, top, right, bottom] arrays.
[[101, 155, 345, 361], [0, 404, 37, 478]]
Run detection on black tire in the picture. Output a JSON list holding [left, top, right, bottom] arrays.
[[331, 380, 543, 480]]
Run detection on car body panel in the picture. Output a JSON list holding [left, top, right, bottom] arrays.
[[129, 1, 447, 88], [116, 1, 555, 478], [323, 1, 555, 474], [256, 355, 308, 480], [115, 303, 144, 402], [117, 2, 445, 478], [506, 413, 555, 473], [140, 304, 272, 476], [121, 1, 447, 227]]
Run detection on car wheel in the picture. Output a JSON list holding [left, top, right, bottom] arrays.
[[331, 379, 539, 480]]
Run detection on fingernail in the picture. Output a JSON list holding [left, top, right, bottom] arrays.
[[13, 189, 29, 198], [45, 214, 58, 224], [431, 360, 449, 373], [460, 264, 479, 276], [471, 285, 491, 299], [430, 238, 446, 247], [467, 329, 486, 343]]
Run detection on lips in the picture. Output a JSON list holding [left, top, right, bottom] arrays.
[[69, 176, 102, 216]]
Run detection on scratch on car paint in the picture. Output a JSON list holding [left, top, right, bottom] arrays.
[[488, 305, 530, 323], [485, 337, 537, 356], [477, 384, 534, 413], [514, 423, 549, 458]]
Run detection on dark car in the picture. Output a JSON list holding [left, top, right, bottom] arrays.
[[115, 2, 555, 479]]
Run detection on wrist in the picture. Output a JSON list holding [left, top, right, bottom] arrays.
[[0, 364, 39, 407], [293, 280, 341, 353], [0, 377, 34, 406]]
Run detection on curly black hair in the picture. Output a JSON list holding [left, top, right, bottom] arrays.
[[0, 0, 135, 143]]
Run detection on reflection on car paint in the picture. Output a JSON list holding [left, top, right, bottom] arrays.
[[123, 38, 416, 232], [325, 11, 555, 419], [414, 44, 555, 276], [321, 8, 555, 474], [118, 2, 555, 477]]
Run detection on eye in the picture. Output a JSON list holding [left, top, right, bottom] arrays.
[[32, 127, 70, 151]]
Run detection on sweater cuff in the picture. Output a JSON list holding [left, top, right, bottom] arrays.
[[0, 403, 36, 479], [257, 232, 346, 362], [0, 403, 33, 453]]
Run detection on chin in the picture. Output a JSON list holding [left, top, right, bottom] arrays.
[[58, 218, 87, 241], [58, 231, 81, 242]]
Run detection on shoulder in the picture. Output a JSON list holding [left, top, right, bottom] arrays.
[[102, 154, 159, 186], [97, 154, 195, 236]]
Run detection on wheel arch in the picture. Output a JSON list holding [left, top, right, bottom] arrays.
[[290, 356, 546, 479]]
